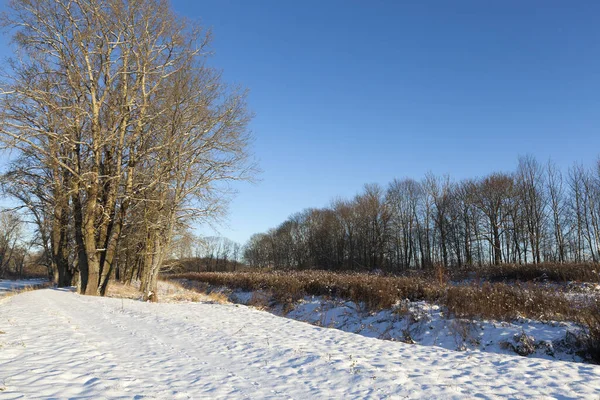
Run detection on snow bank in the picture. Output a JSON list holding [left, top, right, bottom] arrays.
[[188, 282, 592, 363], [0, 279, 47, 297], [285, 297, 585, 362], [1, 289, 599, 398]]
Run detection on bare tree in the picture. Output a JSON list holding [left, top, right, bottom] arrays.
[[0, 210, 24, 278], [547, 160, 566, 262], [470, 173, 514, 265], [0, 0, 254, 298], [516, 156, 547, 264], [424, 173, 452, 268]]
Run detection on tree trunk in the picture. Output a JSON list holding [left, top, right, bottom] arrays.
[[492, 223, 502, 266], [73, 191, 91, 294], [140, 232, 164, 302]]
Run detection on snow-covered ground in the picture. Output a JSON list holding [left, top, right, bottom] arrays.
[[0, 279, 47, 297], [177, 281, 593, 363], [282, 297, 585, 362], [2, 289, 600, 398]]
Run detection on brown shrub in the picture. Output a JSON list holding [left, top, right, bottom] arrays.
[[445, 282, 576, 321], [577, 298, 600, 363]]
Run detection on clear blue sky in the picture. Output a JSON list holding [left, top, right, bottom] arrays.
[[2, 1, 600, 245], [176, 0, 600, 245]]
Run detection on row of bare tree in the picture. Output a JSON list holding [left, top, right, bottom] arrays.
[[245, 156, 600, 270], [0, 211, 30, 279], [0, 0, 253, 299], [167, 234, 243, 272]]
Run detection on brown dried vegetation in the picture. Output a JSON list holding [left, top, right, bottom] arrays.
[[168, 270, 595, 321]]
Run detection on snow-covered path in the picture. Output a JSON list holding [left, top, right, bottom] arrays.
[[1, 289, 599, 399]]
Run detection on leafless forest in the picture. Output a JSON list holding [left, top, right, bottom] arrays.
[[244, 156, 600, 271]]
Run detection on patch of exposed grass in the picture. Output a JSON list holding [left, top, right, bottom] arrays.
[[106, 281, 142, 300], [107, 279, 231, 304]]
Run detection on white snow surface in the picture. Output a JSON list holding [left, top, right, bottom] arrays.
[[282, 297, 585, 362], [192, 283, 592, 363], [1, 289, 600, 399], [0, 279, 47, 297]]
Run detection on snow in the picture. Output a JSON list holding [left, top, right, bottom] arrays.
[[285, 297, 585, 362], [2, 289, 600, 398], [0, 279, 47, 297], [181, 282, 592, 363]]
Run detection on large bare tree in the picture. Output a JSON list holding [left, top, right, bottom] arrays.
[[0, 0, 254, 298]]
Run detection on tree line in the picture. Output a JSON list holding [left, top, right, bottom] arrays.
[[168, 234, 244, 273], [244, 156, 600, 271], [0, 210, 30, 279], [0, 0, 253, 299]]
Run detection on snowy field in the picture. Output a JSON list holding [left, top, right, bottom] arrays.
[[0, 279, 47, 297], [1, 289, 600, 399]]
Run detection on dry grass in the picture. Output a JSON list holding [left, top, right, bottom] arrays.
[[205, 291, 230, 304], [157, 280, 208, 303], [168, 270, 598, 322], [444, 282, 575, 321], [237, 262, 600, 284], [476, 263, 600, 283], [166, 291, 203, 302], [106, 279, 231, 304], [106, 281, 143, 300], [169, 270, 444, 310]]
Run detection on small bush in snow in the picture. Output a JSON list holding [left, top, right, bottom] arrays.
[[500, 332, 536, 357]]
